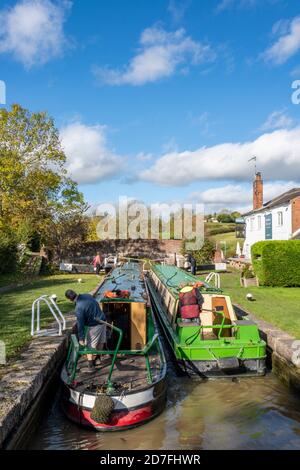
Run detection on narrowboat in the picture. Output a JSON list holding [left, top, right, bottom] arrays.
[[61, 262, 167, 431], [146, 264, 266, 378]]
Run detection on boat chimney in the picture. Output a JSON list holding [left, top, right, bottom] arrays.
[[253, 172, 263, 210]]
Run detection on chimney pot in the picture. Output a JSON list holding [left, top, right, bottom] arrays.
[[253, 172, 263, 210]]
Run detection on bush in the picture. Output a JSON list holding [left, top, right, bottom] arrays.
[[217, 213, 234, 223], [190, 239, 215, 265], [241, 265, 255, 279], [208, 226, 236, 236], [252, 240, 300, 286], [0, 231, 18, 274]]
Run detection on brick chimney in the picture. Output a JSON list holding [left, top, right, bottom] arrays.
[[253, 172, 263, 210]]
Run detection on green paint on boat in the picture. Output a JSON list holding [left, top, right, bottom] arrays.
[[146, 264, 266, 378]]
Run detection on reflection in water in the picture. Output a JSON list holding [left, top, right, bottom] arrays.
[[28, 373, 300, 450]]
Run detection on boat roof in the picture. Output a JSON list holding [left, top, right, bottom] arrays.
[[151, 264, 210, 297], [95, 262, 146, 303]]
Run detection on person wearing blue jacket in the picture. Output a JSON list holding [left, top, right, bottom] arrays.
[[65, 290, 106, 372]]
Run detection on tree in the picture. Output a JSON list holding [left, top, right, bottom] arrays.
[[190, 240, 215, 265], [0, 104, 88, 262], [230, 211, 241, 221], [217, 213, 234, 223]]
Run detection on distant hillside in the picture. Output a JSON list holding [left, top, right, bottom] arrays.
[[205, 222, 236, 236], [205, 223, 243, 258]]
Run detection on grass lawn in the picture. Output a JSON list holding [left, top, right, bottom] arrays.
[[209, 232, 244, 258], [0, 274, 102, 363], [218, 270, 300, 339], [0, 272, 28, 289]]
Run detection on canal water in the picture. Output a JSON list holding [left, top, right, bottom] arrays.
[[28, 372, 300, 450]]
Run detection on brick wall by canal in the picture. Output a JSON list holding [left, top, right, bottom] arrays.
[[58, 239, 182, 262]]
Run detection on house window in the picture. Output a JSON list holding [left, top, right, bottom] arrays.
[[257, 216, 261, 230], [250, 218, 255, 231], [277, 211, 283, 227]]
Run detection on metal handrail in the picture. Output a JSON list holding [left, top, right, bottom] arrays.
[[183, 311, 227, 345], [205, 272, 221, 289], [132, 333, 160, 383], [31, 295, 65, 336], [216, 310, 226, 339], [48, 296, 66, 330], [67, 327, 163, 388], [82, 320, 123, 392]]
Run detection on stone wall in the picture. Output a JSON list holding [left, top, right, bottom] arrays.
[[0, 316, 73, 448], [60, 239, 182, 263], [234, 304, 300, 392]]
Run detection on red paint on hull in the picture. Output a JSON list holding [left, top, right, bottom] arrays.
[[64, 402, 154, 430]]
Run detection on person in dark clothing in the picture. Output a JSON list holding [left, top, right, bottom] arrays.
[[190, 255, 197, 275], [65, 290, 106, 372]]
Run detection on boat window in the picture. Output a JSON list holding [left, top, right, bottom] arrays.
[[102, 301, 147, 351], [211, 297, 232, 338], [104, 302, 131, 350]]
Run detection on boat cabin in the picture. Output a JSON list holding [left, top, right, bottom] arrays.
[[148, 264, 237, 339], [95, 264, 149, 350]]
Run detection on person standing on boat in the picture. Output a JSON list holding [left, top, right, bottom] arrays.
[[65, 289, 106, 372], [92, 253, 102, 275], [179, 285, 204, 324]]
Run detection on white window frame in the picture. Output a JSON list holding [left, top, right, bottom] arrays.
[[277, 211, 283, 227], [257, 215, 261, 230], [250, 217, 255, 231]]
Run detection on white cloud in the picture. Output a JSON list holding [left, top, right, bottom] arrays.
[[0, 0, 71, 68], [139, 126, 300, 186], [291, 64, 300, 77], [262, 16, 300, 65], [168, 0, 190, 23], [216, 0, 237, 12], [136, 152, 153, 162], [260, 109, 293, 131], [187, 111, 215, 136], [93, 24, 215, 86], [190, 185, 251, 206], [60, 122, 124, 185], [190, 181, 299, 213], [216, 0, 279, 13]]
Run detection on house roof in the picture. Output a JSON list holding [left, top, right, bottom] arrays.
[[243, 188, 300, 217]]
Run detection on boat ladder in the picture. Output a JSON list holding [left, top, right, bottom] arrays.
[[205, 272, 221, 289], [31, 295, 66, 337]]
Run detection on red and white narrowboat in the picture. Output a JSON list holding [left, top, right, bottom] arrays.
[[60, 262, 167, 431]]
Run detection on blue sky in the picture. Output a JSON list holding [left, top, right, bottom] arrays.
[[1, 0, 300, 213]]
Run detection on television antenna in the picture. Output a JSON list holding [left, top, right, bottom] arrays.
[[248, 156, 257, 174]]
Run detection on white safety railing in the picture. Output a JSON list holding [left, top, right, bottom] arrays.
[[205, 272, 221, 289], [31, 295, 66, 337]]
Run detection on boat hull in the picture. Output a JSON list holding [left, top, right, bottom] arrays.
[[61, 372, 167, 431], [177, 358, 266, 378]]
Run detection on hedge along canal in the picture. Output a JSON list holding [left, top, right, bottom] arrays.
[[1, 286, 300, 449]]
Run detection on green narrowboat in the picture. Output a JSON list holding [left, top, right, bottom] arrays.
[[146, 264, 266, 378]]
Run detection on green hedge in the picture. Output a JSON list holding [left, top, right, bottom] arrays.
[[252, 240, 300, 286], [0, 235, 18, 274], [207, 227, 236, 236]]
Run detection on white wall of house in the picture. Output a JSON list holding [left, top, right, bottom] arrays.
[[243, 203, 292, 259]]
